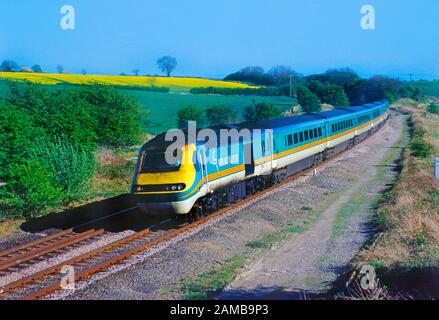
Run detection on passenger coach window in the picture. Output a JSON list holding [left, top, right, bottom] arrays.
[[304, 131, 309, 140], [299, 132, 304, 142], [309, 129, 314, 139], [294, 133, 298, 144]]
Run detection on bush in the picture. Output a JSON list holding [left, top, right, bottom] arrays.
[[0, 160, 62, 220], [0, 102, 47, 180], [410, 139, 435, 158], [33, 137, 96, 202], [177, 105, 204, 128], [206, 104, 236, 126], [74, 85, 143, 146], [320, 83, 350, 108], [427, 104, 439, 114], [190, 87, 281, 96], [243, 102, 282, 122], [296, 86, 321, 112]]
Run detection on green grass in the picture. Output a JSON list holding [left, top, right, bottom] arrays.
[[179, 255, 247, 300], [121, 89, 297, 134]]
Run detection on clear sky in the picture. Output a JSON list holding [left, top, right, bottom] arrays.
[[0, 0, 438, 80]]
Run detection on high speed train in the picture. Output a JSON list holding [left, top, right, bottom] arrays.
[[131, 100, 389, 215]]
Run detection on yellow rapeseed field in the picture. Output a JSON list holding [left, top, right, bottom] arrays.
[[0, 72, 257, 89]]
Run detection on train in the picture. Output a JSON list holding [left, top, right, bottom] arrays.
[[131, 100, 390, 216]]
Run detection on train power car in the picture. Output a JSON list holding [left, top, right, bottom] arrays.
[[131, 100, 390, 216]]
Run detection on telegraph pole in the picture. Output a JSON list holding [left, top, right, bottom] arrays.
[[408, 73, 414, 82]]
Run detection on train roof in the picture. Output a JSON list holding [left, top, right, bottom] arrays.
[[142, 100, 388, 150]]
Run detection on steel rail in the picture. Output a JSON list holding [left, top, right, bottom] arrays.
[[0, 229, 104, 272]]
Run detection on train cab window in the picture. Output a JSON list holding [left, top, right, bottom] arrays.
[[141, 151, 182, 173], [294, 133, 298, 144], [299, 132, 304, 142]]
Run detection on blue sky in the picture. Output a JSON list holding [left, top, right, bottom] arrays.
[[0, 0, 438, 79]]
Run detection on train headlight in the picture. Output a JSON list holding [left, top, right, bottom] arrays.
[[177, 184, 186, 190]]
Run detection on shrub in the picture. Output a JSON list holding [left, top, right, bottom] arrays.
[[206, 104, 236, 126], [33, 137, 96, 202], [0, 160, 62, 220], [177, 105, 204, 128], [296, 86, 321, 112], [0, 102, 47, 180], [243, 102, 282, 122], [320, 83, 350, 108], [427, 104, 439, 114], [74, 85, 143, 146], [409, 139, 435, 158]]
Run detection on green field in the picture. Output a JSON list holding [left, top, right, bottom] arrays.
[[0, 80, 297, 134], [121, 90, 297, 134], [409, 80, 439, 97]]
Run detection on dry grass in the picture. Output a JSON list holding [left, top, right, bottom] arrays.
[[354, 99, 439, 271], [0, 220, 23, 237]]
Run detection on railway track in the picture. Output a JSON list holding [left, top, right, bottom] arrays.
[[0, 116, 389, 300]]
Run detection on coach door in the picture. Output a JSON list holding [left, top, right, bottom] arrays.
[[244, 139, 255, 176], [260, 129, 273, 173]]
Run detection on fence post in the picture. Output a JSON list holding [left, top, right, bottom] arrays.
[[435, 158, 439, 181]]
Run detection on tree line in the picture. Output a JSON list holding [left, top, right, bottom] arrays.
[[175, 102, 283, 128], [224, 66, 423, 112]]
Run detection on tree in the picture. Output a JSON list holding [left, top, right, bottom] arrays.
[[244, 102, 282, 122], [82, 69, 87, 75], [157, 56, 177, 77], [177, 105, 204, 128], [267, 65, 300, 87], [133, 69, 140, 76], [0, 60, 18, 72], [206, 105, 236, 126], [225, 66, 273, 86], [31, 64, 43, 73], [56, 65, 64, 74], [320, 83, 350, 108], [296, 86, 321, 112]]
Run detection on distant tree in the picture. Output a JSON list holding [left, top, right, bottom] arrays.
[[56, 65, 64, 74], [206, 104, 236, 126], [225, 66, 273, 86], [133, 69, 140, 76], [31, 64, 43, 73], [267, 65, 301, 87], [412, 87, 421, 101], [0, 60, 18, 72], [320, 83, 350, 108], [82, 69, 87, 75], [244, 102, 282, 122], [177, 105, 204, 128], [297, 86, 321, 112], [157, 56, 177, 77]]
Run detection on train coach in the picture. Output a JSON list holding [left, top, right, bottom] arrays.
[[131, 100, 389, 216]]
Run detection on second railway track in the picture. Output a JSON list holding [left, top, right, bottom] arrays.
[[0, 116, 390, 300]]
